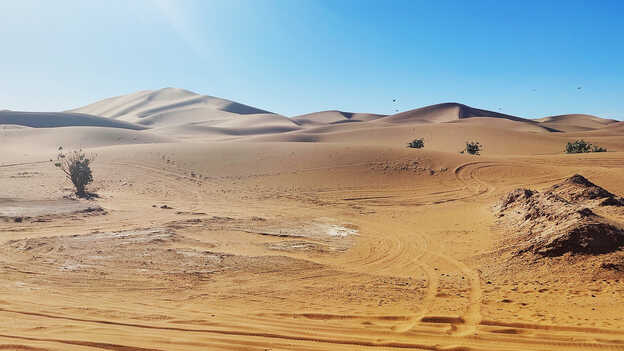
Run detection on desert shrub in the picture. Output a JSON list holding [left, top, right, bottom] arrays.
[[565, 140, 591, 153], [461, 141, 483, 155], [407, 138, 424, 149], [565, 140, 607, 153], [54, 146, 94, 197], [592, 145, 607, 152]]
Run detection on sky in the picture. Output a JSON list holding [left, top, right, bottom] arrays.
[[1, 0, 623, 119]]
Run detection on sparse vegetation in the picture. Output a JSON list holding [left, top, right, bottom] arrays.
[[565, 140, 607, 154], [407, 138, 424, 149], [461, 141, 483, 155], [54, 146, 95, 197], [565, 140, 591, 153], [592, 145, 607, 153]]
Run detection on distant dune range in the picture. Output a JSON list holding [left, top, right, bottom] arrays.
[[1, 87, 622, 152]]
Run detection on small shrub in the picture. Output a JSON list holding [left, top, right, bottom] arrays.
[[407, 138, 425, 149], [54, 146, 95, 197], [565, 140, 607, 154], [565, 140, 591, 154], [461, 141, 483, 155], [592, 145, 607, 153]]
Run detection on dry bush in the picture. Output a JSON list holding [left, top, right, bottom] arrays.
[[407, 138, 424, 149], [461, 141, 483, 155], [565, 140, 607, 153], [54, 146, 95, 197]]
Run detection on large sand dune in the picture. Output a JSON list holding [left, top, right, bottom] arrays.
[[70, 87, 277, 125], [68, 87, 303, 139], [1, 89, 624, 351], [377, 102, 534, 124]]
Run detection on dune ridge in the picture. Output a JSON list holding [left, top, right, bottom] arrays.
[[0, 110, 146, 130], [69, 87, 278, 126], [292, 110, 387, 125], [2, 88, 621, 152]]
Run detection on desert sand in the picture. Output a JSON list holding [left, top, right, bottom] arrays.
[[1, 88, 624, 350]]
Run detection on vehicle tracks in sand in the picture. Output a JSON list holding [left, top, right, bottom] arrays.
[[3, 306, 624, 351], [6, 159, 621, 350]]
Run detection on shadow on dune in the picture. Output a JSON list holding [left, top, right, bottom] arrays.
[[0, 111, 146, 130]]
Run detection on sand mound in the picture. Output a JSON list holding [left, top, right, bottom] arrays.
[[150, 113, 301, 139], [0, 110, 145, 130], [535, 114, 618, 132], [497, 175, 624, 256], [377, 102, 539, 125], [548, 174, 624, 206]]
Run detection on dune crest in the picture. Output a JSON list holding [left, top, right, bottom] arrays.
[[535, 114, 619, 132], [69, 87, 278, 127]]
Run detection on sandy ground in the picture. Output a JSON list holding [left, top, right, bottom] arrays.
[[1, 92, 624, 350]]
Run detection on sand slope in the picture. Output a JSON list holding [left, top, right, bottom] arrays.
[[535, 114, 619, 132], [0, 126, 173, 153], [292, 110, 386, 125], [376, 102, 536, 124], [70, 87, 278, 127], [0, 110, 145, 130], [68, 87, 304, 139]]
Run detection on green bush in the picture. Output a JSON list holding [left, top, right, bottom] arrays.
[[54, 146, 94, 197], [565, 140, 591, 153], [407, 138, 424, 149], [461, 141, 483, 155], [565, 140, 607, 154]]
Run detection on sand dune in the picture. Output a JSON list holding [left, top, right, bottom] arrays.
[[70, 87, 277, 127], [292, 110, 386, 125], [376, 102, 534, 124], [65, 87, 308, 139], [3, 89, 622, 152], [255, 115, 615, 155], [58, 89, 623, 146], [154, 114, 301, 139], [535, 114, 619, 132], [0, 126, 173, 153], [0, 110, 145, 130]]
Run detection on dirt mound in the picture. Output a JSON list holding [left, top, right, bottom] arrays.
[[496, 175, 624, 256], [547, 174, 624, 206]]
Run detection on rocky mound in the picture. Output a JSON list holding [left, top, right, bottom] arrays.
[[496, 175, 624, 257], [547, 174, 624, 206]]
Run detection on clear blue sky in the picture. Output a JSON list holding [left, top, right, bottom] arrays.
[[1, 0, 623, 119]]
